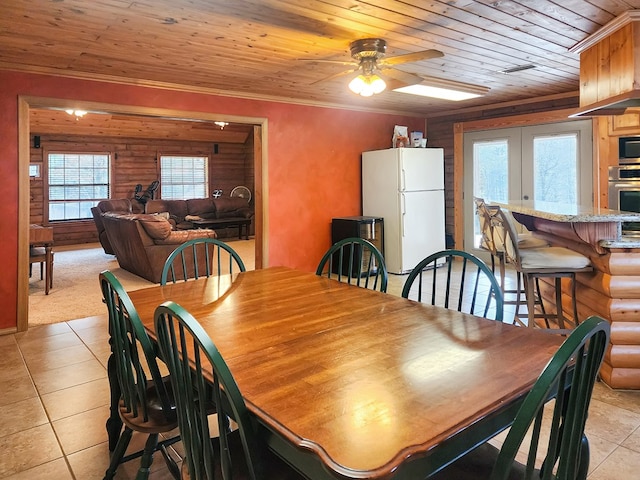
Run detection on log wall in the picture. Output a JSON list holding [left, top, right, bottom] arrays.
[[29, 134, 253, 245], [522, 218, 640, 389]]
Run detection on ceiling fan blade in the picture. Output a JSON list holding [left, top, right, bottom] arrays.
[[298, 58, 356, 66], [382, 49, 444, 66], [309, 67, 358, 85], [380, 68, 424, 87]]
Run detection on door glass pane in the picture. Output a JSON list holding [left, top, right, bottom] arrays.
[[472, 139, 509, 246], [533, 134, 577, 204]]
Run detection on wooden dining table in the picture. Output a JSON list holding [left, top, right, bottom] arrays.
[[127, 266, 564, 480]]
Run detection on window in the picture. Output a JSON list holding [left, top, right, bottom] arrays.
[[48, 152, 110, 221], [160, 155, 209, 199]]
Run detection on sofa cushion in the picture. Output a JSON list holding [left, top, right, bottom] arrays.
[[97, 198, 132, 214], [154, 228, 217, 244], [213, 197, 252, 219], [146, 199, 189, 221], [186, 198, 217, 218], [139, 215, 173, 240]]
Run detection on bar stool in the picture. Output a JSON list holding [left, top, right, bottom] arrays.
[[495, 208, 592, 333], [29, 246, 54, 295], [474, 197, 548, 293]]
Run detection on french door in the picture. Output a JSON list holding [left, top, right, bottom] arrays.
[[463, 120, 593, 254]]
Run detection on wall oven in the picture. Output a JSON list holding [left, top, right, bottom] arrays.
[[609, 165, 640, 235], [619, 136, 640, 164]]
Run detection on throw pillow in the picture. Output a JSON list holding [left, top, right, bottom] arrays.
[[139, 215, 172, 240]]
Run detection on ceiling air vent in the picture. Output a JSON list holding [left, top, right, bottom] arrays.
[[498, 64, 537, 74]]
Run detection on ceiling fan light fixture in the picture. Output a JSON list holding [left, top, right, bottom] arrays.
[[349, 74, 386, 96]]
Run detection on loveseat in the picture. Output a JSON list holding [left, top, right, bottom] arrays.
[[101, 211, 216, 283], [145, 197, 253, 237]]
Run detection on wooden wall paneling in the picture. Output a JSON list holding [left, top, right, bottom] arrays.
[[594, 117, 612, 208], [609, 25, 630, 98], [596, 36, 611, 103], [243, 132, 256, 237], [252, 126, 263, 269], [210, 142, 251, 197], [30, 134, 252, 246], [452, 123, 463, 249]]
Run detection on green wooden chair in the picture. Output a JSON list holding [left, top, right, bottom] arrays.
[[316, 237, 388, 292], [430, 315, 610, 480], [99, 270, 180, 480], [401, 249, 504, 322], [154, 301, 305, 480], [161, 237, 246, 285]]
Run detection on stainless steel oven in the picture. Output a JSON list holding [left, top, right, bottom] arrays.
[[609, 165, 640, 234]]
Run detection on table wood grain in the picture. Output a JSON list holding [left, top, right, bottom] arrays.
[[128, 266, 564, 479]]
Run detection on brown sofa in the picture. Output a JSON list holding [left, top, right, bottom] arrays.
[[145, 197, 253, 236], [91, 198, 144, 254], [101, 211, 216, 283]]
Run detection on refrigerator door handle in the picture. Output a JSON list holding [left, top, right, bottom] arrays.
[[401, 168, 406, 192], [401, 193, 406, 237]]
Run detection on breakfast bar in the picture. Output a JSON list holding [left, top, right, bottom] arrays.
[[493, 200, 640, 389]]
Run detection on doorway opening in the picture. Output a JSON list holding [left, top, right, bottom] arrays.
[[18, 96, 269, 331]]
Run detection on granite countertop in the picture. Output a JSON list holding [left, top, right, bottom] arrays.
[[490, 200, 640, 223], [600, 236, 640, 249], [489, 200, 640, 248]]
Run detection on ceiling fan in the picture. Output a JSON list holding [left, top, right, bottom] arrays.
[[305, 38, 444, 97]]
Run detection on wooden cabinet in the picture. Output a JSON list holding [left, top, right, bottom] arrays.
[[609, 110, 640, 135]]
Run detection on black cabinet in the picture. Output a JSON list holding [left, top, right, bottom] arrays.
[[331, 216, 384, 276]]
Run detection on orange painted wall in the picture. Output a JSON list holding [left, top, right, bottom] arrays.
[[0, 71, 424, 330]]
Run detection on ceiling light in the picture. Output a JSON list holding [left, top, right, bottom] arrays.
[[393, 76, 489, 101], [214, 121, 229, 129], [65, 109, 87, 118], [348, 57, 387, 97], [349, 74, 386, 97]]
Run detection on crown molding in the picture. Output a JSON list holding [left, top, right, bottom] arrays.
[[569, 10, 640, 54]]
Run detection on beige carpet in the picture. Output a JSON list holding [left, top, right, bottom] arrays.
[[28, 240, 255, 325]]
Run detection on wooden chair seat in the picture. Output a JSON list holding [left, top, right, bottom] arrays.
[[100, 271, 180, 480], [29, 246, 54, 294]]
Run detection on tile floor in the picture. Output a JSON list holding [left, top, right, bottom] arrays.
[[1, 271, 639, 478]]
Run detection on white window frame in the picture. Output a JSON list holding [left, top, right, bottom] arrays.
[[160, 154, 209, 200], [46, 150, 111, 222]]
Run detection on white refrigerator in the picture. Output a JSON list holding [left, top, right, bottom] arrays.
[[362, 148, 446, 274]]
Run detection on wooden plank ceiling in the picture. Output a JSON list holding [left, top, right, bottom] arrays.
[[29, 109, 253, 143], [3, 0, 640, 117]]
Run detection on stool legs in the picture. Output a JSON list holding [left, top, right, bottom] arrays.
[[517, 273, 578, 332]]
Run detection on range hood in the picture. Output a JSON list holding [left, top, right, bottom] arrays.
[[570, 11, 640, 117]]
